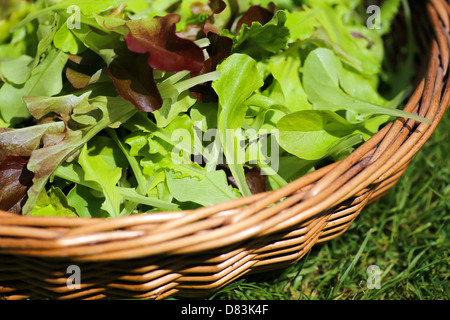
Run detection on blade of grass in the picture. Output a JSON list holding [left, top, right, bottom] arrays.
[[335, 228, 374, 294]]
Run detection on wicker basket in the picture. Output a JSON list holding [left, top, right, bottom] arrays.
[[0, 0, 449, 300]]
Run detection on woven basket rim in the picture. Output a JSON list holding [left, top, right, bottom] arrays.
[[0, 0, 449, 300]]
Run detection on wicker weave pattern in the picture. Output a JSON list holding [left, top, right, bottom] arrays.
[[0, 0, 449, 300]]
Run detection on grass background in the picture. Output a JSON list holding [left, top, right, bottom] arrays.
[[207, 112, 449, 300]]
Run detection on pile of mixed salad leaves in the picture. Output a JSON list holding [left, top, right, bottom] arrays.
[[0, 0, 430, 217]]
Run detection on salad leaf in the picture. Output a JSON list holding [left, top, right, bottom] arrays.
[[31, 14, 60, 68], [235, 4, 275, 33], [31, 186, 78, 217], [108, 47, 163, 112], [0, 155, 34, 213], [77, 143, 123, 217], [120, 113, 205, 190], [124, 14, 205, 72], [166, 169, 238, 207], [153, 90, 196, 128], [203, 0, 236, 35], [71, 23, 122, 64], [11, 0, 119, 31], [67, 184, 105, 218], [285, 4, 382, 74], [266, 50, 311, 112], [53, 19, 87, 55], [22, 95, 137, 215], [24, 91, 92, 121], [189, 101, 218, 132], [212, 53, 264, 196], [0, 122, 66, 160], [189, 31, 233, 102], [302, 48, 431, 124], [55, 160, 179, 214], [277, 110, 360, 160], [0, 47, 68, 124], [0, 0, 32, 43], [378, 0, 402, 36], [0, 54, 34, 85], [231, 9, 290, 60]]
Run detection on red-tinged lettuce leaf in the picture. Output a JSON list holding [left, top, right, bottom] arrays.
[[0, 93, 137, 215], [23, 92, 91, 122], [66, 67, 93, 89], [68, 50, 105, 66], [0, 156, 34, 213], [235, 4, 276, 34], [203, 0, 238, 35], [125, 14, 205, 73], [190, 32, 233, 102], [22, 95, 137, 215], [0, 122, 66, 161], [225, 166, 266, 195], [65, 52, 106, 89], [0, 122, 69, 214], [208, 0, 227, 14], [24, 130, 84, 214], [108, 48, 163, 112], [244, 167, 266, 194], [0, 106, 72, 214], [203, 32, 233, 72]]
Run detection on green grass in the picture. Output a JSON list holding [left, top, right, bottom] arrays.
[[207, 112, 449, 300]]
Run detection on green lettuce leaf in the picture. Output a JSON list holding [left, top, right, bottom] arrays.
[[231, 9, 290, 60], [302, 48, 431, 124], [277, 109, 361, 160], [212, 53, 264, 197], [0, 54, 34, 85], [166, 169, 239, 207], [0, 47, 68, 124], [78, 142, 123, 217], [31, 186, 78, 217]]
